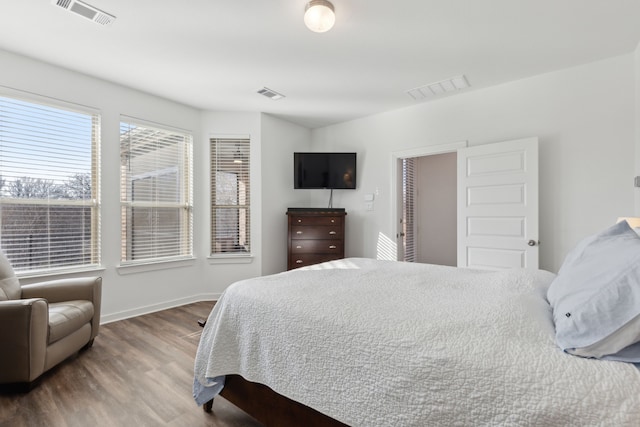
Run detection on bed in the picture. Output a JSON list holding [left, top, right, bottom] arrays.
[[193, 256, 640, 426]]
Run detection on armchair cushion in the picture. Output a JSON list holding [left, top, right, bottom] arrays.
[[0, 251, 20, 301], [48, 300, 94, 344]]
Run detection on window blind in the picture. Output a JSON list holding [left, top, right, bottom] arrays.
[[210, 138, 250, 255], [0, 95, 100, 273], [120, 120, 193, 263], [402, 157, 416, 262]]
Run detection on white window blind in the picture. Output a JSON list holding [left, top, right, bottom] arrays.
[[402, 157, 416, 262], [210, 138, 250, 255], [0, 95, 100, 273], [120, 119, 193, 263]]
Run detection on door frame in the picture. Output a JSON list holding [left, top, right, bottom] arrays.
[[390, 141, 467, 261]]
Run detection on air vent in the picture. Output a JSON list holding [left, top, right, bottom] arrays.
[[257, 87, 285, 101], [52, 0, 116, 26], [407, 75, 470, 101]]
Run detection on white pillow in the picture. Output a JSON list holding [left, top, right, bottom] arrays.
[[547, 220, 640, 361]]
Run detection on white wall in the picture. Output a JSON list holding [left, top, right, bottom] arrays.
[[260, 114, 312, 275], [2, 45, 638, 320], [199, 113, 313, 285], [311, 54, 636, 273], [0, 49, 313, 322], [0, 49, 208, 322], [199, 111, 265, 298], [636, 42, 640, 213], [306, 146, 371, 258]]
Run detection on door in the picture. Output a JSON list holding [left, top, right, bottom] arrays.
[[457, 137, 539, 269]]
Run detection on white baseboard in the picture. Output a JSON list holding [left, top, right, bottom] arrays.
[[100, 292, 221, 324]]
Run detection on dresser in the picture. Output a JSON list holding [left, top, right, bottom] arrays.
[[286, 208, 347, 270]]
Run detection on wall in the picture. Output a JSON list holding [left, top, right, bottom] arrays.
[[199, 113, 312, 282], [636, 41, 640, 213], [260, 114, 312, 275], [310, 54, 636, 273], [416, 152, 457, 266], [0, 49, 313, 322], [199, 112, 314, 280], [1, 45, 637, 319], [199, 111, 264, 298], [0, 49, 209, 322]]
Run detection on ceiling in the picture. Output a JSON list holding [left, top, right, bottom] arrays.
[[1, 1, 640, 129]]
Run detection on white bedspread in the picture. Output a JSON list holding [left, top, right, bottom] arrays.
[[194, 258, 640, 426]]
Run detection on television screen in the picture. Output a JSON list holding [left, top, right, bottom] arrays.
[[294, 152, 356, 189]]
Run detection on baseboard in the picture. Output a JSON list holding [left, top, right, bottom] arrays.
[[100, 292, 221, 324]]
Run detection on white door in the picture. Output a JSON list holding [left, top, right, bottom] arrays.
[[457, 137, 539, 269]]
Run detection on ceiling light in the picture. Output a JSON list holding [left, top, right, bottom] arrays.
[[304, 0, 335, 33]]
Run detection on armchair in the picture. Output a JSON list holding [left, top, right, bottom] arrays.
[[0, 252, 101, 388]]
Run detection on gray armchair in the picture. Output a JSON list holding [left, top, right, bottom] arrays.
[[0, 252, 101, 388]]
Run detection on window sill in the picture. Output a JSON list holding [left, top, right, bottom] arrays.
[[117, 257, 196, 275], [208, 254, 254, 264], [17, 265, 106, 280]]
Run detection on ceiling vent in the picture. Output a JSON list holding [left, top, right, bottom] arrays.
[[52, 0, 116, 26], [257, 87, 285, 101], [407, 75, 470, 101]]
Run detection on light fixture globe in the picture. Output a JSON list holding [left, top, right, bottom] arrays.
[[304, 0, 335, 33]]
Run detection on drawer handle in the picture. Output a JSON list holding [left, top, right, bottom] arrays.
[[331, 219, 335, 223], [296, 231, 303, 235], [296, 245, 302, 249], [329, 231, 337, 235], [298, 219, 302, 223], [329, 245, 337, 249], [296, 260, 303, 264]]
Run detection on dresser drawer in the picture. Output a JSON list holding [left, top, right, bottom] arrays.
[[289, 215, 342, 226], [287, 209, 346, 271], [291, 226, 343, 240], [289, 254, 341, 269], [290, 239, 343, 254]]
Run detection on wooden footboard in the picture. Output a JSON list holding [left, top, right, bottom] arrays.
[[206, 374, 348, 427]]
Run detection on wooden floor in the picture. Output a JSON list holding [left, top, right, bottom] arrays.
[[0, 301, 264, 427]]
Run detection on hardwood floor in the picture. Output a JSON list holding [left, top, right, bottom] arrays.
[[0, 301, 264, 427]]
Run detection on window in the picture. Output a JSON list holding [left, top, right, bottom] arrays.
[[210, 138, 250, 255], [120, 119, 193, 263], [0, 94, 100, 273], [401, 157, 416, 262]]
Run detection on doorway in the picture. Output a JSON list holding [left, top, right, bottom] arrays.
[[393, 137, 540, 269], [392, 141, 467, 264], [400, 153, 457, 265]]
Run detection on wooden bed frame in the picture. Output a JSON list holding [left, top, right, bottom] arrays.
[[203, 374, 348, 427]]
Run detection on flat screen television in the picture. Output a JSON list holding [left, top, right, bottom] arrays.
[[294, 152, 356, 189]]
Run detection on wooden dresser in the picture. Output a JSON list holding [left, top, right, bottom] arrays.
[[287, 208, 347, 270]]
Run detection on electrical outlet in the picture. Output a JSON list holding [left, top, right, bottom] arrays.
[[365, 202, 374, 211]]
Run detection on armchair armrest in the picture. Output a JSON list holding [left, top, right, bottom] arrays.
[[0, 298, 48, 383], [21, 277, 102, 340]]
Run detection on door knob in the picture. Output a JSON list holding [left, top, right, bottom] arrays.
[[528, 240, 537, 246]]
